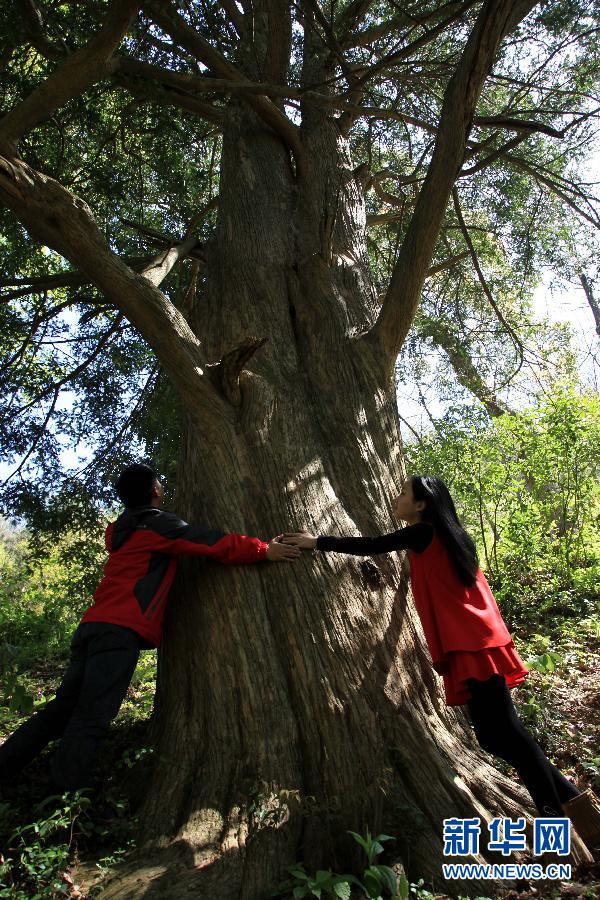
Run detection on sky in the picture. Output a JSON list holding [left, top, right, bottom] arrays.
[[534, 276, 599, 388], [395, 271, 600, 438], [396, 138, 600, 437]]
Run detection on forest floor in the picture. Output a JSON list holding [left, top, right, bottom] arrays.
[[0, 618, 598, 899]]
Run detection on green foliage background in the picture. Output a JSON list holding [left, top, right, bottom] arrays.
[[404, 385, 600, 628]]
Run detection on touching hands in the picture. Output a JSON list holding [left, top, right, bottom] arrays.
[[266, 536, 302, 562], [280, 532, 317, 550]]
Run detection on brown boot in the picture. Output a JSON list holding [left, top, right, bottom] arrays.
[[562, 789, 600, 854]]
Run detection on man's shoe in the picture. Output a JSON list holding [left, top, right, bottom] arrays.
[[561, 789, 600, 854]]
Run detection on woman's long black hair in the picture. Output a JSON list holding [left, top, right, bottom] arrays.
[[410, 476, 479, 587]]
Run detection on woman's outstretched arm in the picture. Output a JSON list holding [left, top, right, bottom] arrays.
[[281, 523, 433, 555]]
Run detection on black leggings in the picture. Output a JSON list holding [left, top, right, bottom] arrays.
[[466, 674, 580, 816], [0, 622, 143, 790]]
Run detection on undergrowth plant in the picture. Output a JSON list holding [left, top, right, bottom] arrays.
[[271, 830, 410, 899]]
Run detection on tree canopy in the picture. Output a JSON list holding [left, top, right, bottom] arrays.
[[1, 0, 599, 530]]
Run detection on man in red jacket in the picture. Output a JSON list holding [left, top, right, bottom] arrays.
[[0, 464, 299, 790]]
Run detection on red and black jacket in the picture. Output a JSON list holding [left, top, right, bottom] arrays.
[[81, 507, 269, 646]]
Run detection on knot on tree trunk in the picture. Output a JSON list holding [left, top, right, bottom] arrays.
[[358, 558, 385, 589], [217, 336, 268, 406]]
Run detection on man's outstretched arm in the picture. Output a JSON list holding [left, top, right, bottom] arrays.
[[144, 512, 300, 563]]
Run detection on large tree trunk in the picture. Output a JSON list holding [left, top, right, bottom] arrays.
[[0, 2, 549, 896], [99, 106, 534, 900]]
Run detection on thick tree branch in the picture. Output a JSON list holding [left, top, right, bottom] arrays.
[[140, 234, 201, 288], [116, 72, 227, 126], [143, 1, 245, 81], [1, 270, 99, 295], [336, 0, 376, 48], [143, 0, 305, 171], [117, 57, 293, 98], [120, 218, 208, 259], [352, 0, 479, 88], [460, 133, 529, 175], [0, 1, 141, 154], [1, 257, 161, 302], [180, 260, 200, 320], [265, 0, 293, 83], [366, 211, 404, 226], [1, 234, 206, 302], [0, 156, 230, 424], [115, 56, 462, 141], [346, 1, 475, 49], [461, 106, 600, 172], [220, 0, 245, 37], [117, 58, 335, 128], [2, 213, 212, 302], [472, 114, 569, 137], [19, 0, 68, 60], [371, 178, 405, 208], [301, 0, 356, 84], [184, 196, 220, 237], [369, 0, 538, 370]]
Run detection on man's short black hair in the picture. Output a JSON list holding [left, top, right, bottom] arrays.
[[115, 463, 158, 508]]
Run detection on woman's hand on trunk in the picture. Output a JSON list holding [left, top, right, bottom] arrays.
[[280, 532, 317, 550]]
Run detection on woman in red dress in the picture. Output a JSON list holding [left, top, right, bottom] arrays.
[[281, 475, 600, 854]]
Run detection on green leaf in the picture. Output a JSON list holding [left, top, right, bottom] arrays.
[[289, 865, 309, 881], [331, 874, 360, 886], [369, 840, 385, 860], [371, 864, 398, 894], [398, 873, 410, 900], [362, 869, 382, 898], [314, 870, 331, 884], [348, 830, 369, 854], [333, 884, 351, 900]]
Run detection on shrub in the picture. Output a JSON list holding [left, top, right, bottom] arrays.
[[405, 385, 600, 628]]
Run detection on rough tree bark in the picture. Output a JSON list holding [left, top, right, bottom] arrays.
[[0, 1, 554, 897]]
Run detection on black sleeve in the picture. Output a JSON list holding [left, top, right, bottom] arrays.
[[316, 523, 433, 555], [145, 510, 227, 545], [142, 510, 267, 561]]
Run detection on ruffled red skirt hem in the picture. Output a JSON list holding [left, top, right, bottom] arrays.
[[440, 640, 529, 706]]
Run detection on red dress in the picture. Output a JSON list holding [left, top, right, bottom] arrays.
[[409, 533, 528, 706]]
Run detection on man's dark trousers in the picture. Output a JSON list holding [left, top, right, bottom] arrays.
[[0, 622, 145, 790]]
